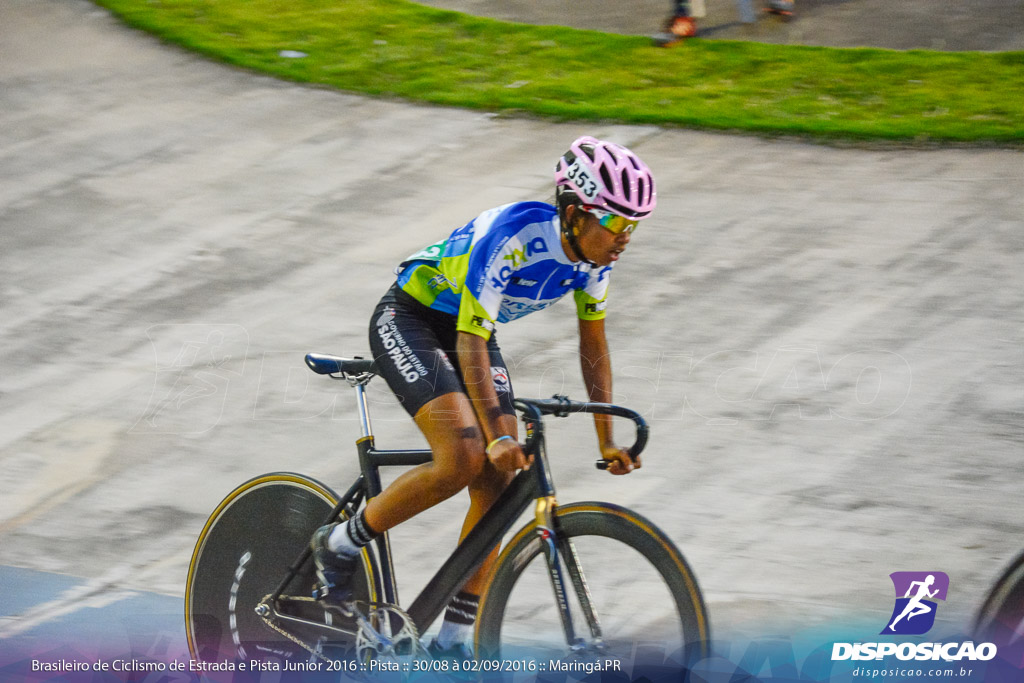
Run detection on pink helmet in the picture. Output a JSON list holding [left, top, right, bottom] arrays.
[[554, 136, 656, 219]]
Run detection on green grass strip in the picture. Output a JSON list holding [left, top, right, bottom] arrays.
[[96, 0, 1024, 144]]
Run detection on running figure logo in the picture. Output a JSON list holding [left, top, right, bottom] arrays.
[[881, 572, 949, 635]]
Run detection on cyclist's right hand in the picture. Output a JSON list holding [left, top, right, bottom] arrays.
[[487, 438, 531, 472]]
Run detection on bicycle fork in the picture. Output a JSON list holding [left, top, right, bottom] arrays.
[[535, 496, 606, 655]]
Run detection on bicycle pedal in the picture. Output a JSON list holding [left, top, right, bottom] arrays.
[[312, 584, 356, 616]]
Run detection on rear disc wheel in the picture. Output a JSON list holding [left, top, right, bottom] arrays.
[[185, 473, 379, 664]]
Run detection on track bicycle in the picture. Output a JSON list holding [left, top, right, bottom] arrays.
[[185, 353, 710, 671], [974, 548, 1024, 670]]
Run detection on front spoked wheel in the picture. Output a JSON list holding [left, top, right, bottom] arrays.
[[185, 473, 379, 664], [476, 502, 709, 671], [974, 549, 1024, 669]]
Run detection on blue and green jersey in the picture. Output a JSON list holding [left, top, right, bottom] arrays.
[[395, 202, 612, 339]]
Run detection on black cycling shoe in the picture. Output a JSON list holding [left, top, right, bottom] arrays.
[[310, 523, 358, 608]]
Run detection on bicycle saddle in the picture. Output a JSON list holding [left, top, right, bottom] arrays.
[[305, 353, 379, 376]]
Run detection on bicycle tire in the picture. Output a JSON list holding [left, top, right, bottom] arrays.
[[974, 548, 1024, 668], [185, 472, 380, 663], [476, 502, 709, 670]]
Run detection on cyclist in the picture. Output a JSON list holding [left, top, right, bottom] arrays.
[[311, 136, 656, 657]]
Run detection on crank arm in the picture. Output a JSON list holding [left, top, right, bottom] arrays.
[[257, 595, 358, 640]]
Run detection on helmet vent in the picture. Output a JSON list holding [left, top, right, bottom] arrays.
[[599, 165, 614, 194], [604, 197, 642, 219], [620, 169, 631, 200]]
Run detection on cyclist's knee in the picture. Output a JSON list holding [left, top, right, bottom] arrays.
[[469, 465, 514, 497], [431, 434, 486, 497], [432, 464, 482, 499]]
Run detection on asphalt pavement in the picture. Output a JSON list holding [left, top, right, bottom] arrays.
[[1, 0, 1023, 669]]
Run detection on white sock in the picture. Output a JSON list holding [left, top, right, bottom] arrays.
[[327, 511, 378, 558], [326, 522, 359, 557], [436, 620, 473, 650], [436, 591, 479, 648]]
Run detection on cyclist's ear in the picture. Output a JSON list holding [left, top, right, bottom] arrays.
[[564, 204, 582, 235]]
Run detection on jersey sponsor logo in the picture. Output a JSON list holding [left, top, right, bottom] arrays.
[[428, 274, 455, 291], [470, 315, 496, 333], [502, 238, 549, 268], [404, 239, 446, 263], [584, 301, 607, 315], [511, 277, 538, 287], [491, 366, 511, 393], [437, 349, 455, 372], [499, 299, 551, 320], [490, 238, 549, 290]]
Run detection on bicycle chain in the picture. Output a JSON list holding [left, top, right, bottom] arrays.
[[254, 596, 425, 668], [255, 595, 336, 666]]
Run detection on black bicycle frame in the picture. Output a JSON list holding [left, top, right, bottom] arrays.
[[267, 400, 553, 635], [268, 385, 646, 637]]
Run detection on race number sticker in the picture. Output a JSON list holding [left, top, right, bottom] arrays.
[[564, 159, 604, 202]]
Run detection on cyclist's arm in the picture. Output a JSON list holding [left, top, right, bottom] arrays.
[[456, 330, 528, 471], [578, 317, 638, 475]]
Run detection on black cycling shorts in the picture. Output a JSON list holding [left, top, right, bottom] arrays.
[[368, 285, 516, 419]]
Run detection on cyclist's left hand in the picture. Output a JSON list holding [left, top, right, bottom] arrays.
[[601, 445, 640, 475]]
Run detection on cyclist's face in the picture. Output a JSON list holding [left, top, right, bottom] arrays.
[[572, 206, 632, 266]]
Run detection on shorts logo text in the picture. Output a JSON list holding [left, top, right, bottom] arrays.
[[377, 313, 428, 383]]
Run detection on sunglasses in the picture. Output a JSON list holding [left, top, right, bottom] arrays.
[[581, 207, 639, 235]]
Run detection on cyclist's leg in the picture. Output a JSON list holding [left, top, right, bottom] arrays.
[[363, 288, 490, 532], [460, 335, 518, 596], [461, 442, 515, 595], [312, 291, 487, 596], [365, 287, 516, 649], [428, 338, 518, 655], [362, 391, 487, 532]]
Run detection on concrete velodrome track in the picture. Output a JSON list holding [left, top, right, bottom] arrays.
[[1, 0, 1022, 665]]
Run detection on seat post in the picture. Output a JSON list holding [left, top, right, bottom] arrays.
[[354, 382, 374, 439]]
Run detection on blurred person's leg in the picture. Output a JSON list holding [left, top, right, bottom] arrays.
[[737, 0, 757, 23], [654, 0, 697, 46], [766, 0, 795, 17]]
